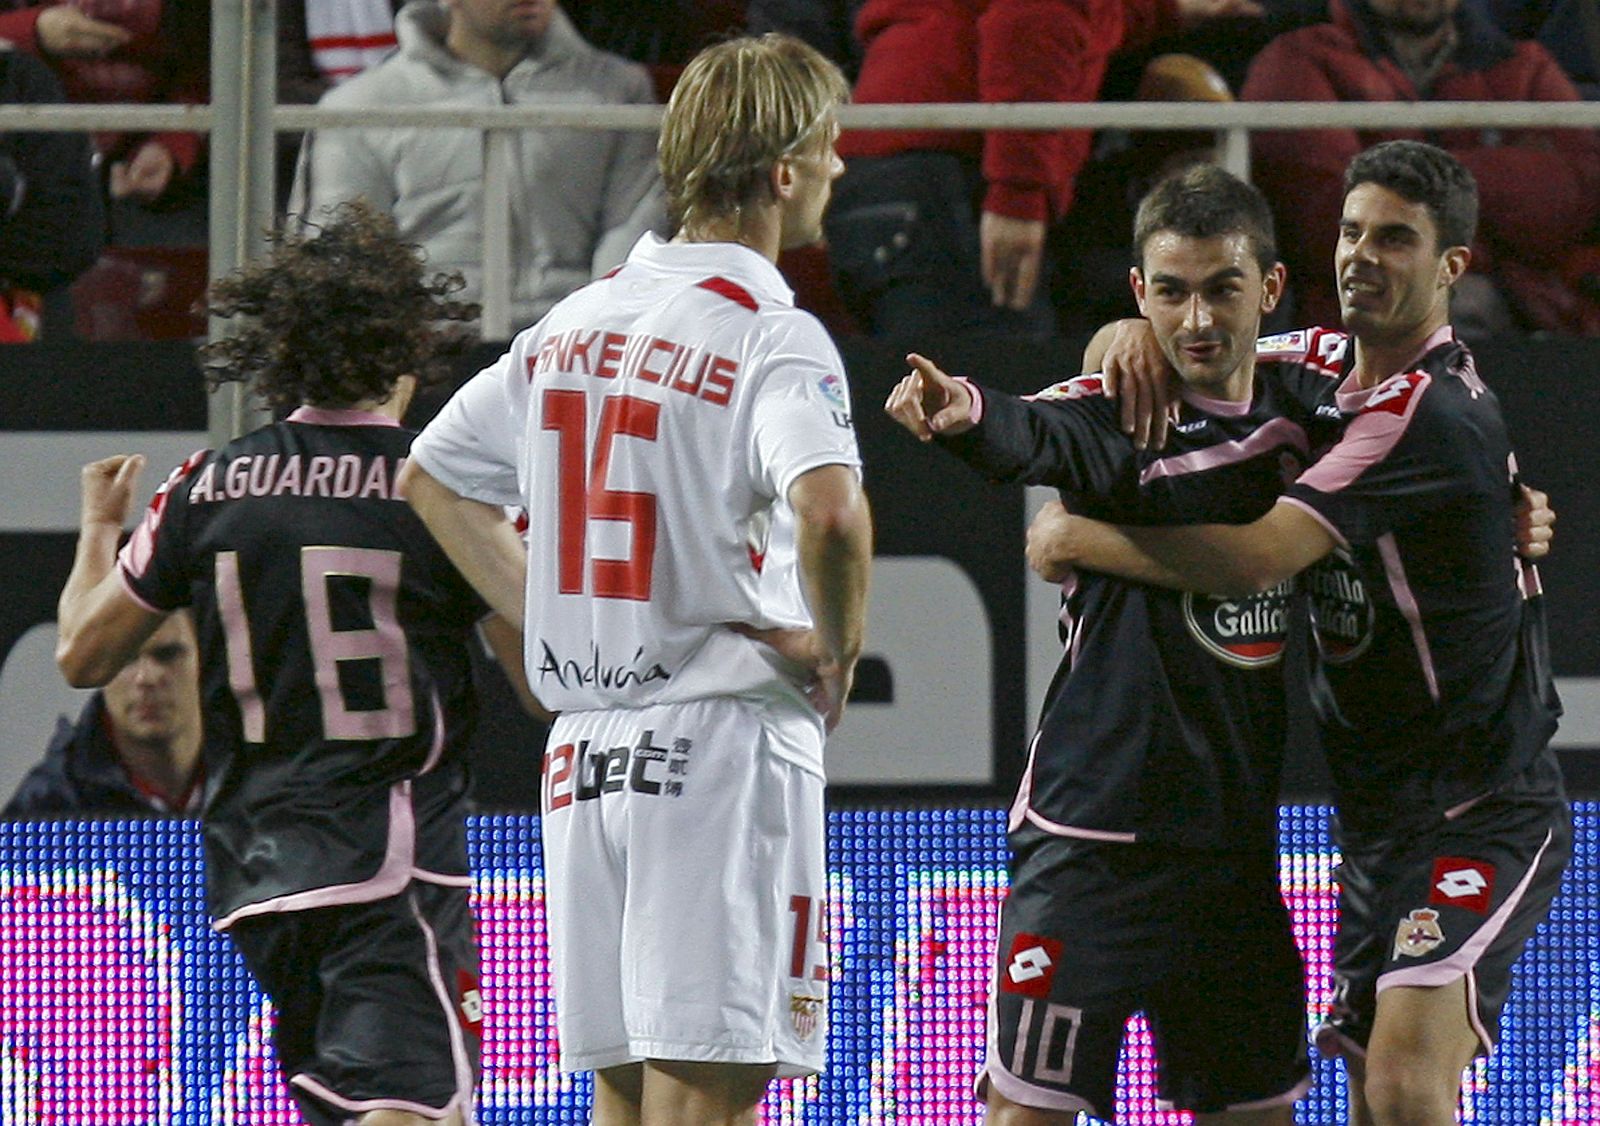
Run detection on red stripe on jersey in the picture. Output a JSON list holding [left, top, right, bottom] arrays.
[[599, 265, 624, 281], [696, 276, 759, 312]]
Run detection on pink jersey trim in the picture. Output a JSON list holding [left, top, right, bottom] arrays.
[[411, 892, 478, 1110], [287, 405, 402, 428], [1301, 373, 1431, 494], [1517, 558, 1544, 600], [1375, 827, 1556, 1012], [978, 1061, 1100, 1116], [1176, 386, 1252, 417], [1278, 496, 1350, 552], [1007, 732, 1041, 833], [417, 690, 446, 776], [289, 1074, 462, 1120], [1022, 808, 1138, 843], [1139, 417, 1309, 486], [956, 377, 985, 425], [1444, 791, 1492, 820], [1376, 532, 1439, 703], [212, 781, 416, 930], [414, 870, 474, 888]]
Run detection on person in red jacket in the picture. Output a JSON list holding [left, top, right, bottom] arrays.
[[826, 0, 1263, 341], [0, 0, 208, 210], [1242, 0, 1600, 336]]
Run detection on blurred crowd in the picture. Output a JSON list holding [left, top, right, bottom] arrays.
[[0, 0, 1597, 349]]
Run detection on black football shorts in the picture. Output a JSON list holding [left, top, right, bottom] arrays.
[[980, 827, 1310, 1118], [227, 880, 482, 1126], [1317, 755, 1571, 1059]]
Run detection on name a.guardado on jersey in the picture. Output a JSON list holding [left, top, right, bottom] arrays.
[[1305, 550, 1375, 664], [186, 453, 405, 503], [543, 730, 694, 810], [1183, 579, 1294, 667], [536, 640, 671, 692], [527, 327, 739, 407]]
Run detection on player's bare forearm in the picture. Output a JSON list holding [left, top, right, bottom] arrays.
[[1027, 500, 1190, 589], [57, 454, 164, 686], [398, 460, 527, 626], [477, 614, 552, 722], [792, 465, 873, 667], [1084, 501, 1338, 596]]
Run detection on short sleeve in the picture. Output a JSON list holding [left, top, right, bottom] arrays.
[[118, 450, 208, 613], [749, 318, 862, 501], [409, 346, 527, 506], [1284, 372, 1468, 547]]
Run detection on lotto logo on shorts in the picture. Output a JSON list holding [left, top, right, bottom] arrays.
[[1000, 933, 1063, 999], [456, 969, 483, 1035], [1428, 857, 1496, 915]]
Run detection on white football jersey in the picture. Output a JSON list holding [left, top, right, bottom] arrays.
[[411, 233, 862, 741]]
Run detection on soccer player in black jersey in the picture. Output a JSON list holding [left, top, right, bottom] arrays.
[[53, 202, 523, 1126], [1035, 143, 1570, 1126], [887, 165, 1330, 1125]]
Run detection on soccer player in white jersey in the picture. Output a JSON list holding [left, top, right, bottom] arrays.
[[399, 33, 873, 1126]]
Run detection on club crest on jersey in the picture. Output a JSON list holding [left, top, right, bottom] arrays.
[[789, 993, 825, 1041], [1001, 933, 1063, 998], [1183, 579, 1292, 668], [1428, 857, 1496, 915], [1306, 549, 1374, 664], [1026, 374, 1105, 402], [1393, 908, 1446, 959]]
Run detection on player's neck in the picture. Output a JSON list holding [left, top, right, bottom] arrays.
[[675, 208, 782, 264], [1352, 314, 1448, 388]]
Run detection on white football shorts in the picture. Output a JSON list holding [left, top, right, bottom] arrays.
[[540, 695, 829, 1077]]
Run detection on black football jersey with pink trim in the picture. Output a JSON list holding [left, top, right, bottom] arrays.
[[942, 359, 1341, 849], [119, 412, 487, 923], [1283, 333, 1561, 833]]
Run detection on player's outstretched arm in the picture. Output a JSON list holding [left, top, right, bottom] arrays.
[[790, 464, 873, 733], [1040, 498, 1338, 597], [56, 454, 167, 687], [884, 353, 978, 442], [397, 460, 528, 628]]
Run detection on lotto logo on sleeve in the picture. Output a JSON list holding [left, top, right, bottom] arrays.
[[1428, 857, 1496, 915], [1000, 933, 1064, 998]]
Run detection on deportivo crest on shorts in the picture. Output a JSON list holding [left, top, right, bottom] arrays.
[[457, 969, 483, 1035], [790, 992, 824, 1041], [1393, 908, 1446, 960], [1428, 857, 1496, 915], [1182, 579, 1293, 668], [1000, 933, 1063, 999]]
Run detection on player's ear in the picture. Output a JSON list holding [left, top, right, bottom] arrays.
[[771, 156, 798, 204], [1260, 262, 1287, 315], [1438, 244, 1470, 290], [1130, 267, 1149, 315]]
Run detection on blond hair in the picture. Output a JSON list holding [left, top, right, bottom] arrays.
[[658, 34, 849, 234]]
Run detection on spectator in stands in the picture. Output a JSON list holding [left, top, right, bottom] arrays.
[[827, 0, 1264, 341], [1483, 0, 1599, 100], [0, 0, 209, 220], [0, 43, 104, 341], [291, 0, 666, 329], [4, 611, 202, 819], [1242, 0, 1600, 336]]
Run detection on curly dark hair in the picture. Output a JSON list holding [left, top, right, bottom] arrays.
[[1344, 140, 1479, 252], [201, 200, 479, 411]]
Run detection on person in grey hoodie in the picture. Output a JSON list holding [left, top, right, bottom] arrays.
[[291, 0, 666, 330]]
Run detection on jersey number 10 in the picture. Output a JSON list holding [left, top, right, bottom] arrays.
[[543, 389, 660, 602]]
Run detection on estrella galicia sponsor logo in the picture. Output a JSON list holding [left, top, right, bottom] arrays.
[[543, 729, 695, 811], [537, 641, 670, 691], [1182, 579, 1292, 667], [1305, 550, 1374, 664]]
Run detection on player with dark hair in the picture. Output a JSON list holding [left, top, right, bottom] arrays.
[[54, 200, 518, 1126], [887, 162, 1335, 1125], [1032, 140, 1569, 1126], [400, 33, 873, 1126]]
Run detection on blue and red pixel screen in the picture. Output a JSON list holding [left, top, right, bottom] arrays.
[[2, 805, 1595, 1123]]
